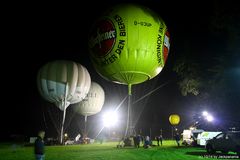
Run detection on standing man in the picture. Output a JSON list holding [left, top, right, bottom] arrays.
[[159, 134, 163, 146], [34, 130, 45, 160], [174, 133, 180, 147], [156, 136, 160, 146], [136, 134, 141, 148], [144, 136, 151, 148]]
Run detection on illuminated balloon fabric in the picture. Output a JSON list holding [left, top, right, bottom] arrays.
[[37, 60, 91, 111], [88, 3, 170, 85], [169, 114, 180, 125], [71, 66, 91, 104], [74, 81, 105, 116]]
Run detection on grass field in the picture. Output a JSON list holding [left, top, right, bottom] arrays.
[[0, 140, 239, 160]]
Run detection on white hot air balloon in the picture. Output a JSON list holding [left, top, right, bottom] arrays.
[[37, 60, 91, 144], [74, 81, 105, 137]]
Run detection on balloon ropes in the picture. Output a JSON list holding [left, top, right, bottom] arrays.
[[88, 3, 170, 138], [37, 60, 91, 144], [73, 81, 105, 138], [169, 114, 180, 139]]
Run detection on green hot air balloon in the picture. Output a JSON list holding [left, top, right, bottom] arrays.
[[88, 3, 170, 138], [88, 3, 170, 91]]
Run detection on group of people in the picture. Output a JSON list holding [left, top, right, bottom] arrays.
[[133, 134, 142, 148], [118, 134, 164, 149], [155, 134, 163, 146], [142, 134, 163, 148], [34, 130, 180, 160]]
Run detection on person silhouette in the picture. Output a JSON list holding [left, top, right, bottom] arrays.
[[174, 133, 180, 147], [159, 134, 163, 146], [34, 130, 45, 160]]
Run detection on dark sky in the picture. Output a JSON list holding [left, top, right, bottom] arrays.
[[2, 0, 240, 140]]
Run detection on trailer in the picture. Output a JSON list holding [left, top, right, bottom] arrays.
[[182, 129, 204, 146], [197, 131, 222, 146]]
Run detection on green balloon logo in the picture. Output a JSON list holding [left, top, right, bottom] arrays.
[[88, 3, 170, 85]]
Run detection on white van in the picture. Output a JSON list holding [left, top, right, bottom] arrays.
[[197, 131, 222, 146]]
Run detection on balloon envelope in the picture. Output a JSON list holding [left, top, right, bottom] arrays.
[[88, 3, 170, 85], [74, 81, 105, 116], [169, 114, 180, 125], [37, 60, 91, 111]]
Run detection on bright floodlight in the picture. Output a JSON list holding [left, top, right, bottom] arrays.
[[202, 111, 208, 117], [103, 110, 119, 128], [206, 115, 214, 122]]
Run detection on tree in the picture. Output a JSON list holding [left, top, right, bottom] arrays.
[[173, 1, 240, 98]]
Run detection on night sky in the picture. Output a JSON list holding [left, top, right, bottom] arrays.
[[2, 0, 240, 141]]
